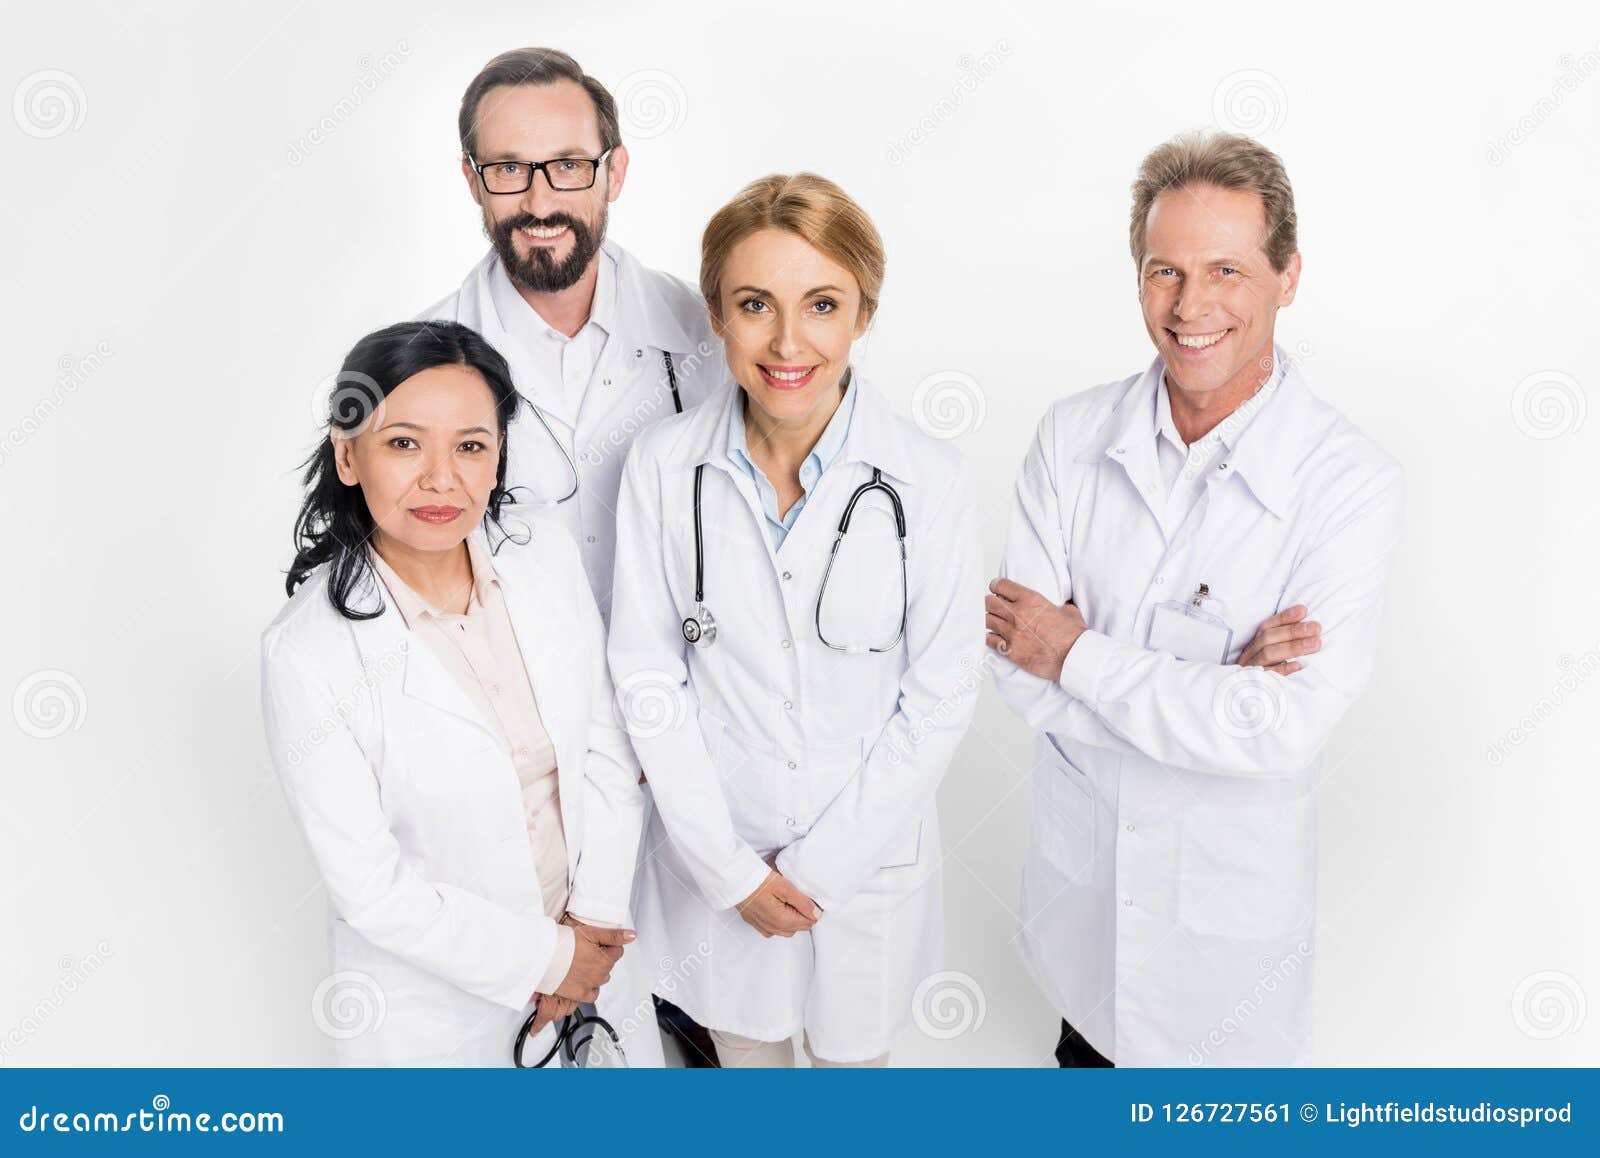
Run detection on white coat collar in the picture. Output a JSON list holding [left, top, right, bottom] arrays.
[[1080, 343, 1308, 518], [680, 371, 924, 487]]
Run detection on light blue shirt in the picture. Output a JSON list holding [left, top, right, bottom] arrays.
[[727, 372, 858, 549]]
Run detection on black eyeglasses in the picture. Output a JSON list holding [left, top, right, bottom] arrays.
[[469, 149, 613, 194]]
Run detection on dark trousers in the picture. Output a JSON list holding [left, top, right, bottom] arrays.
[[1055, 1016, 1114, 1067]]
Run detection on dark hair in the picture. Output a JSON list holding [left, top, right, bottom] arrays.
[[286, 320, 523, 620], [458, 47, 621, 160]]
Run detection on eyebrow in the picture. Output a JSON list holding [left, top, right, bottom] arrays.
[[479, 147, 596, 162], [1142, 255, 1252, 269], [729, 284, 848, 297], [375, 421, 495, 436]]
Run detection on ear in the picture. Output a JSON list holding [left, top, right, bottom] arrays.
[[604, 145, 630, 204], [461, 155, 483, 209], [331, 433, 359, 487], [1277, 250, 1302, 308]]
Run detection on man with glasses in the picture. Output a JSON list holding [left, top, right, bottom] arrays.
[[423, 47, 723, 1069], [425, 47, 722, 626]]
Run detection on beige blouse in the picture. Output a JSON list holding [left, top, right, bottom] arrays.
[[367, 533, 578, 996]]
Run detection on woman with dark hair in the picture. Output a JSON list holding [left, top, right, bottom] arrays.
[[260, 320, 659, 1066]]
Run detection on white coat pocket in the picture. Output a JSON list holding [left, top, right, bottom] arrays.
[[1033, 743, 1095, 880], [1177, 797, 1315, 941]]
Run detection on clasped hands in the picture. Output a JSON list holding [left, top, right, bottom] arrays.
[[526, 913, 635, 1037], [984, 577, 1321, 680], [736, 858, 823, 938]]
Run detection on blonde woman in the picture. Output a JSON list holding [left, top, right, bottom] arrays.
[[607, 175, 983, 1066]]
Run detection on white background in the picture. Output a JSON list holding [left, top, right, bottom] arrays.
[[3, 0, 1596, 1066]]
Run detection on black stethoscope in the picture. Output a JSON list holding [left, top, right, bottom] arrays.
[[521, 350, 683, 504], [681, 460, 909, 655], [512, 1007, 627, 1068]]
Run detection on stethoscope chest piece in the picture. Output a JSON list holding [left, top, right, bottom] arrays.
[[682, 603, 717, 647]]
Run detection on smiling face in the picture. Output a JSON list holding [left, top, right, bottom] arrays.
[[462, 79, 628, 293], [1137, 182, 1300, 395], [712, 228, 870, 426], [332, 364, 503, 556]]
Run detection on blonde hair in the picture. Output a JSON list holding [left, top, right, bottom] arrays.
[[1129, 131, 1298, 272], [700, 173, 885, 323]]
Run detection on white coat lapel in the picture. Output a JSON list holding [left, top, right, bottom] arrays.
[[493, 543, 583, 866]]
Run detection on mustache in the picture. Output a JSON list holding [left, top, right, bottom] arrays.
[[497, 211, 585, 234]]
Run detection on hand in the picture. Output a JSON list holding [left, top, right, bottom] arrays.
[[1239, 605, 1321, 675], [985, 578, 1088, 682], [553, 919, 634, 1002], [736, 869, 821, 938], [525, 992, 577, 1038]]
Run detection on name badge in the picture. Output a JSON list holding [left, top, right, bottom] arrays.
[[1148, 583, 1233, 664]]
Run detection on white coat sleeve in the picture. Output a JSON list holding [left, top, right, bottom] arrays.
[[990, 409, 1146, 754], [606, 443, 771, 912], [776, 464, 986, 912], [564, 543, 646, 928], [994, 408, 1405, 779], [260, 636, 556, 1010]]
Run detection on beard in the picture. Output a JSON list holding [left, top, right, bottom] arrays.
[[486, 204, 607, 293]]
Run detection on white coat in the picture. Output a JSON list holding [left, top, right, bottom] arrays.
[[607, 375, 985, 1061], [994, 347, 1403, 1066], [259, 511, 663, 1066], [422, 238, 723, 620]]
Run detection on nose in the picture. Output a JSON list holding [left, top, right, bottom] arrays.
[[769, 313, 805, 362], [417, 452, 461, 494], [517, 169, 564, 220], [1172, 277, 1217, 324]]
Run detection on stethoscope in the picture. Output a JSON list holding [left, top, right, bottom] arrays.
[[522, 350, 682, 505], [681, 462, 910, 655], [512, 1007, 627, 1068]]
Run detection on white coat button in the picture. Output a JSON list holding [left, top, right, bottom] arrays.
[[1154, 576, 1164, 585], [603, 378, 612, 386], [786, 817, 798, 828], [1123, 898, 1133, 907], [586, 535, 596, 543], [1125, 823, 1135, 832], [1114, 446, 1126, 455], [782, 571, 792, 581], [1218, 462, 1229, 471], [783, 700, 793, 710], [787, 761, 797, 770], [780, 639, 791, 649]]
